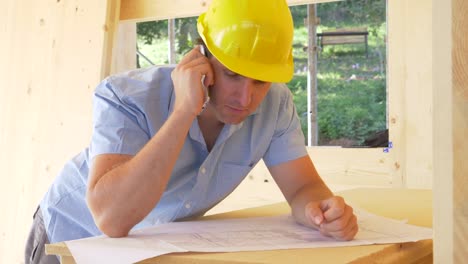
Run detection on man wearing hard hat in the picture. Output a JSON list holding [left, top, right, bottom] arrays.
[[26, 1, 358, 263]]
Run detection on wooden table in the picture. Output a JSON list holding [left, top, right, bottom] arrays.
[[46, 188, 433, 263]]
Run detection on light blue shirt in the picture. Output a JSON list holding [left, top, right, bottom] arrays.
[[40, 65, 307, 243]]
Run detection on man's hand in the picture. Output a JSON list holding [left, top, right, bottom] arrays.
[[171, 45, 214, 117], [305, 196, 358, 241], [268, 156, 359, 241]]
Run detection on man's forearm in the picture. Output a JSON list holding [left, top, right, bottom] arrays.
[[87, 109, 196, 236]]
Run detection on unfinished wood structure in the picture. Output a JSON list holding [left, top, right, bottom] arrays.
[[0, 0, 466, 263]]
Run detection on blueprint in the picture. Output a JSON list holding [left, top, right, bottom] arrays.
[[66, 207, 432, 264]]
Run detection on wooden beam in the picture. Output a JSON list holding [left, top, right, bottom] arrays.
[[101, 0, 121, 78], [250, 148, 393, 188], [433, 0, 468, 262], [120, 0, 341, 22], [452, 0, 468, 261], [388, 0, 434, 188], [432, 0, 453, 262], [111, 22, 137, 74]]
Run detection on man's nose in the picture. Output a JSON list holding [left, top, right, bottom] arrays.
[[236, 79, 254, 107]]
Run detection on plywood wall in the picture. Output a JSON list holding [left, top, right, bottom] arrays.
[[0, 0, 117, 262]]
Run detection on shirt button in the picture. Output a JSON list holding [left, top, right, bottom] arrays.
[[185, 203, 191, 209], [201, 167, 206, 174]]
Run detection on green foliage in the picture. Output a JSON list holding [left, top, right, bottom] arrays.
[[317, 0, 386, 30], [290, 5, 308, 28], [288, 72, 386, 146], [137, 17, 199, 56], [316, 77, 386, 144], [287, 75, 309, 138], [137, 21, 168, 44]]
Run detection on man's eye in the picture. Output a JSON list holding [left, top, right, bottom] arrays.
[[224, 70, 238, 77]]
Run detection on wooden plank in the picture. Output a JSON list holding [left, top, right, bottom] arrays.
[[320, 27, 368, 45], [350, 240, 433, 264], [433, 0, 468, 262], [452, 0, 468, 261], [250, 148, 393, 187], [386, 0, 406, 188], [307, 148, 393, 186], [120, 0, 342, 22], [432, 0, 453, 262], [387, 0, 434, 188], [321, 36, 366, 45], [101, 0, 121, 78], [111, 21, 137, 74], [401, 0, 433, 189]]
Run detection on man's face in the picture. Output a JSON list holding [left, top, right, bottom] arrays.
[[207, 57, 272, 124]]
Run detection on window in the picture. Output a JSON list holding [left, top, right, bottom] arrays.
[[136, 0, 388, 148]]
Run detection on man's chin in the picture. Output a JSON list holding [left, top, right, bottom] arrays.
[[215, 109, 249, 124], [221, 116, 247, 125]]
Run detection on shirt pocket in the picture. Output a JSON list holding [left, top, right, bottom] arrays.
[[213, 162, 254, 199]]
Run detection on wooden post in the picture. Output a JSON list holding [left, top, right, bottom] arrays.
[[101, 0, 121, 78], [111, 22, 137, 74], [433, 0, 468, 262], [307, 4, 319, 146], [168, 19, 176, 64], [450, 0, 468, 261]]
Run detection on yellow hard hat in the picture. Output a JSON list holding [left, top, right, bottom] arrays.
[[197, 0, 294, 83]]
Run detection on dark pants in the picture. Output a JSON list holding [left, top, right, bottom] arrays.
[[25, 207, 60, 264]]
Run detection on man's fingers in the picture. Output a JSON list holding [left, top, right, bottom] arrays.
[[178, 46, 205, 65], [320, 196, 346, 222], [328, 221, 359, 241], [318, 206, 358, 241], [305, 202, 324, 226], [177, 54, 214, 86], [305, 197, 358, 241], [321, 211, 356, 233]]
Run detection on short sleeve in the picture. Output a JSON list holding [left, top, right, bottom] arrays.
[[89, 78, 151, 161], [263, 86, 307, 167]]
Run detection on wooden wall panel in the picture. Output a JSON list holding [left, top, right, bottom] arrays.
[[306, 148, 393, 186], [388, 0, 433, 188], [250, 148, 392, 194], [0, 0, 118, 263]]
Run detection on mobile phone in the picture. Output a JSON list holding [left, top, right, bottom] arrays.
[[199, 45, 210, 113]]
